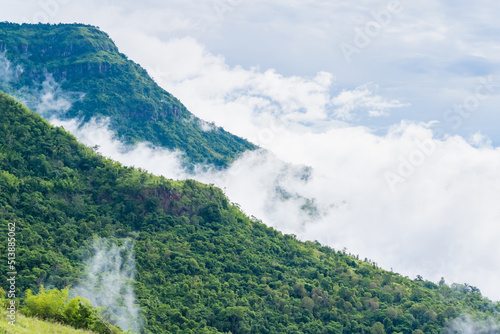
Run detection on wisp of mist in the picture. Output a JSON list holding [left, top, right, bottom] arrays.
[[72, 238, 142, 334]]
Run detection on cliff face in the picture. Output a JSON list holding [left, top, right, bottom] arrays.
[[0, 22, 257, 167], [0, 24, 120, 77]]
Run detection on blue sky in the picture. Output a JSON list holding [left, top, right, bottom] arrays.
[[3, 0, 500, 302], [4, 0, 500, 138], [4, 0, 500, 141], [158, 0, 500, 141]]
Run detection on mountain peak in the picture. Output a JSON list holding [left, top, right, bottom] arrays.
[[0, 22, 257, 168]]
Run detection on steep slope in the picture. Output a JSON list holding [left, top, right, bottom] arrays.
[[0, 22, 256, 168], [0, 91, 499, 333]]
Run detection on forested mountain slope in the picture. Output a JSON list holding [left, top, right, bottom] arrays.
[[0, 22, 256, 168], [0, 92, 499, 333]]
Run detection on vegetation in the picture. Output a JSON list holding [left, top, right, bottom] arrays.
[[0, 286, 116, 333], [0, 22, 256, 168], [22, 286, 122, 333], [0, 92, 499, 333]]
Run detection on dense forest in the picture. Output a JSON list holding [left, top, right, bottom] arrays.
[[0, 22, 256, 168], [1, 91, 499, 333]]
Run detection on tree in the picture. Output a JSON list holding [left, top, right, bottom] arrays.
[[371, 322, 386, 334], [219, 306, 249, 334]]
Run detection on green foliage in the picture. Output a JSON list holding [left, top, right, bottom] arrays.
[[23, 286, 68, 323], [0, 22, 256, 168], [22, 286, 121, 334], [0, 91, 499, 334], [0, 309, 99, 333]]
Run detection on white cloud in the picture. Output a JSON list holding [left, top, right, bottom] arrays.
[[121, 34, 407, 143], [51, 118, 187, 179], [5, 71, 84, 118], [0, 51, 14, 83], [35, 75, 75, 116], [468, 132, 492, 148], [332, 84, 409, 120], [197, 118, 216, 132], [445, 315, 500, 334]]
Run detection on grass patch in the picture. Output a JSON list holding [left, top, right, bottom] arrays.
[[0, 310, 96, 333]]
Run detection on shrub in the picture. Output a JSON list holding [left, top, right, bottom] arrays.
[[22, 286, 121, 333]]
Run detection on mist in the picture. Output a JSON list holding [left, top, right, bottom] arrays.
[[0, 51, 84, 117], [445, 315, 500, 334], [0, 51, 23, 89], [0, 51, 14, 83], [72, 238, 142, 333]]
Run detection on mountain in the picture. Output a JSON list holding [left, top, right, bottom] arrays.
[[1, 91, 499, 333], [0, 22, 256, 168]]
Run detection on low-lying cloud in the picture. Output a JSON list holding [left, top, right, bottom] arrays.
[[0, 55, 84, 118], [30, 74, 79, 116], [54, 114, 500, 303], [0, 51, 14, 83], [445, 315, 500, 334]]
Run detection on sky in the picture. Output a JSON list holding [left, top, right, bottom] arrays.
[[2, 0, 500, 302]]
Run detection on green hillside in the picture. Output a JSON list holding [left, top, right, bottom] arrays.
[[0, 22, 256, 168], [0, 92, 499, 333]]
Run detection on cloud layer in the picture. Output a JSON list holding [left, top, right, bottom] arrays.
[[53, 113, 500, 303]]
